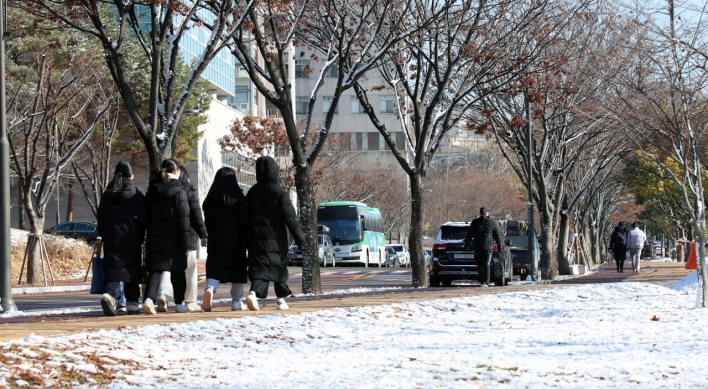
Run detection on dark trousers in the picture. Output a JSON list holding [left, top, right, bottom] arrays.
[[144, 271, 186, 304], [250, 279, 291, 299], [614, 249, 627, 271], [474, 249, 493, 285], [105, 281, 141, 304]]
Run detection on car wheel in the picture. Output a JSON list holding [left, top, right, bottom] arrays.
[[430, 275, 440, 287], [494, 262, 506, 286], [441, 280, 452, 287]]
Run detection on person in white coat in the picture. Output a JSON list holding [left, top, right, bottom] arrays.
[[627, 222, 647, 273]]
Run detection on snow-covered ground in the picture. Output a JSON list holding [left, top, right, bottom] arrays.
[[2, 281, 708, 388]]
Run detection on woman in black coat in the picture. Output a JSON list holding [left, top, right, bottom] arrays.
[[245, 156, 305, 311], [200, 167, 249, 312], [143, 159, 191, 314], [96, 161, 147, 316]]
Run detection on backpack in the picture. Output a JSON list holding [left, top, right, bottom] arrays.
[[613, 229, 627, 248]]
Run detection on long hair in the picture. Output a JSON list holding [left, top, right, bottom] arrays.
[[178, 165, 190, 183], [204, 167, 242, 210], [108, 161, 133, 193]]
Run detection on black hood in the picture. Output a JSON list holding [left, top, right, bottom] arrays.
[[256, 156, 279, 184], [106, 181, 137, 201], [149, 179, 184, 199]]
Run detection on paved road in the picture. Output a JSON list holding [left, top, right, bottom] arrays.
[[11, 266, 417, 313]]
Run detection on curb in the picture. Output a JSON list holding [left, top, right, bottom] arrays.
[[11, 285, 92, 295]]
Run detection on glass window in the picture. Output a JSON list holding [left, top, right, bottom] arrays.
[[440, 226, 469, 241], [318, 236, 324, 244], [73, 223, 90, 232], [380, 96, 395, 114], [351, 96, 366, 114], [325, 63, 338, 78], [362, 133, 368, 151], [379, 133, 386, 150], [350, 133, 356, 150], [295, 60, 309, 78], [322, 96, 337, 115], [54, 222, 74, 231], [296, 97, 309, 115]]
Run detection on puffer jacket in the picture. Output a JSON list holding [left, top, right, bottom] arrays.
[[181, 181, 208, 250], [145, 179, 191, 272], [627, 227, 647, 249], [246, 156, 305, 283], [97, 181, 147, 283], [464, 216, 503, 251]]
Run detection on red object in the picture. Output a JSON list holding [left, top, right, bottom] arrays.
[[432, 243, 447, 250], [686, 241, 697, 270]]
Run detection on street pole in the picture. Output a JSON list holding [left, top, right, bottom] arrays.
[[0, 0, 17, 311], [526, 87, 537, 281], [55, 126, 60, 226]]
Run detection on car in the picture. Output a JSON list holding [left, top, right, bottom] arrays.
[[384, 246, 399, 267], [387, 244, 410, 267], [44, 221, 99, 243], [428, 222, 512, 287], [287, 234, 335, 267]]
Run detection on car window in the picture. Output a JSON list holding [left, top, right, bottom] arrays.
[[318, 236, 324, 245], [440, 226, 468, 241], [53, 223, 74, 231], [73, 223, 91, 232]]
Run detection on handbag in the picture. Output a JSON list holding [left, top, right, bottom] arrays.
[[89, 239, 104, 294]]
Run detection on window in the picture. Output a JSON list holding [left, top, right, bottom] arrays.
[[267, 109, 281, 118], [54, 222, 74, 231], [322, 96, 338, 115], [221, 152, 257, 192], [380, 96, 395, 114], [350, 133, 356, 150], [74, 223, 94, 232], [296, 97, 309, 115], [325, 63, 338, 78], [379, 133, 386, 150], [362, 133, 368, 151], [351, 96, 366, 114], [295, 60, 309, 78], [368, 133, 379, 151]]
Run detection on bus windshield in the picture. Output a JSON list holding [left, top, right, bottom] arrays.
[[318, 210, 362, 244]]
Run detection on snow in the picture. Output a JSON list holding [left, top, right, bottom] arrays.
[[671, 270, 700, 293], [3, 283, 708, 387]]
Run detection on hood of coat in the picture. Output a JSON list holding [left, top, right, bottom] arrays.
[[149, 179, 184, 199], [105, 181, 137, 201], [256, 156, 280, 184]]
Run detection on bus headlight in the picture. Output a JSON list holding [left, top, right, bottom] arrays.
[[351, 245, 362, 252]]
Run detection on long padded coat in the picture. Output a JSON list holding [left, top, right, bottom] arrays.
[[97, 181, 147, 283], [246, 156, 305, 283], [145, 179, 191, 272], [203, 183, 249, 283], [181, 181, 208, 250]]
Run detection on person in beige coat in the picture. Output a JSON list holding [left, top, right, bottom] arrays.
[[627, 222, 647, 273]]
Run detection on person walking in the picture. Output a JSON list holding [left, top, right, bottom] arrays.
[[143, 159, 191, 314], [201, 168, 249, 312], [245, 156, 305, 311], [609, 221, 629, 273], [464, 207, 503, 287], [96, 161, 147, 316], [627, 222, 647, 273], [156, 166, 208, 312]]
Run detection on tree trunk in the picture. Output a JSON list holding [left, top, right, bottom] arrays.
[[537, 197, 558, 279], [66, 179, 74, 222], [18, 185, 25, 230], [556, 208, 571, 275], [408, 174, 427, 288], [26, 218, 45, 285], [295, 165, 322, 295]]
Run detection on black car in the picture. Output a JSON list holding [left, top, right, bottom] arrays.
[[429, 222, 512, 287], [44, 221, 99, 243]]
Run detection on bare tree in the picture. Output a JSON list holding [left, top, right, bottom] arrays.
[[22, 0, 254, 177]]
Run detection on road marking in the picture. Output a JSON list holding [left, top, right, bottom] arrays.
[[343, 271, 361, 274], [391, 271, 409, 274]]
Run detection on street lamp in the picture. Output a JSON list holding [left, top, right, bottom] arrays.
[[525, 80, 537, 281], [0, 0, 16, 311], [446, 200, 467, 222]]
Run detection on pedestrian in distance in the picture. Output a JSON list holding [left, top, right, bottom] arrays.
[[245, 156, 305, 311], [627, 222, 647, 273], [610, 221, 629, 273], [201, 167, 249, 312], [96, 161, 147, 316], [143, 159, 191, 314], [156, 166, 208, 312], [464, 207, 503, 287]]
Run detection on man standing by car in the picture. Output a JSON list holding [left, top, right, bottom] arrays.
[[464, 207, 503, 287], [627, 222, 647, 273]]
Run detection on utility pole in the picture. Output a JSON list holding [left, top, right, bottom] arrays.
[[526, 87, 537, 281], [0, 0, 17, 311]]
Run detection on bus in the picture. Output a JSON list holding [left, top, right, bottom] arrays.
[[317, 201, 387, 266]]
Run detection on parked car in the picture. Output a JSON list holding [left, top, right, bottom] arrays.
[[507, 235, 540, 280], [387, 244, 410, 267], [384, 246, 399, 267], [44, 221, 99, 243], [429, 222, 512, 287], [287, 234, 335, 266]]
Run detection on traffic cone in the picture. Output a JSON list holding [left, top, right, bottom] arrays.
[[686, 241, 697, 270]]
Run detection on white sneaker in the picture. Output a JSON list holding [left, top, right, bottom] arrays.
[[175, 304, 188, 313], [202, 286, 214, 312], [185, 302, 201, 312], [246, 291, 259, 311], [100, 293, 116, 317], [231, 300, 247, 311], [143, 298, 157, 315], [276, 298, 289, 310], [157, 294, 168, 313]]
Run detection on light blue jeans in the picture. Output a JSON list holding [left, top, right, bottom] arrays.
[[205, 278, 245, 301]]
